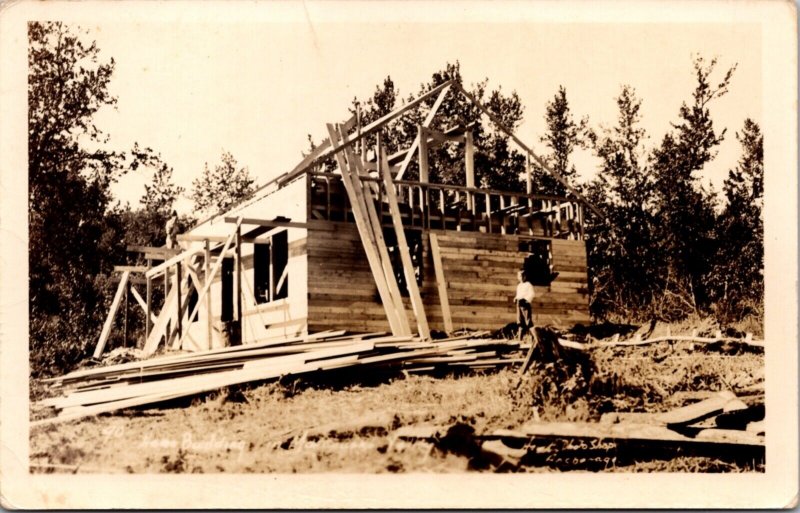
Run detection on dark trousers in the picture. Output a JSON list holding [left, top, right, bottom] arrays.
[[517, 299, 533, 338]]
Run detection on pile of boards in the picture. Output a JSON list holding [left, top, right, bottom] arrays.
[[393, 389, 765, 470], [35, 330, 524, 426]]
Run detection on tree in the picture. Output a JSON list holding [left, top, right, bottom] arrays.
[[708, 118, 763, 321], [349, 61, 527, 192], [650, 55, 736, 316], [585, 86, 659, 319], [134, 143, 184, 215], [28, 22, 127, 376], [191, 151, 256, 215], [531, 86, 589, 196]]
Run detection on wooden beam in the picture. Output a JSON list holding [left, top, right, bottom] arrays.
[[204, 239, 212, 350], [113, 265, 148, 273], [426, 127, 466, 144], [235, 225, 242, 323], [145, 247, 204, 279], [465, 130, 475, 189], [388, 124, 464, 165], [176, 264, 183, 339], [123, 281, 129, 347], [283, 81, 452, 186], [454, 83, 603, 218], [92, 271, 130, 358], [145, 265, 152, 339], [126, 245, 181, 256], [168, 272, 197, 350], [112, 274, 146, 286], [344, 134, 412, 335], [344, 141, 410, 332], [222, 217, 310, 230], [326, 123, 405, 335], [380, 150, 430, 340], [188, 83, 452, 233], [129, 284, 157, 326], [526, 152, 532, 195], [395, 83, 452, 180], [428, 233, 453, 334], [418, 126, 429, 183], [176, 219, 242, 351]]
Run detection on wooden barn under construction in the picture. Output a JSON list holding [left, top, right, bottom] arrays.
[[97, 80, 592, 358]]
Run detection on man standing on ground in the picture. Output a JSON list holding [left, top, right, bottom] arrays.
[[515, 270, 535, 340]]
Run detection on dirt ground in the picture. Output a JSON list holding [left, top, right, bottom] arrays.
[[29, 319, 764, 473]]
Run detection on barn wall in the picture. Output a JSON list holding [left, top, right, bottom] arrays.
[[306, 223, 589, 334]]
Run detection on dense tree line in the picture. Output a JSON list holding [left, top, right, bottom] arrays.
[[348, 58, 763, 325], [29, 22, 762, 378], [28, 23, 253, 376]]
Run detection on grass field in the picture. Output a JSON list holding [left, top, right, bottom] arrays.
[[29, 318, 764, 473]]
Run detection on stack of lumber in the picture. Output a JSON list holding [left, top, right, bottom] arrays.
[[35, 331, 524, 426], [390, 389, 764, 470]]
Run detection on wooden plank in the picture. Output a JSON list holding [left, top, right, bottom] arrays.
[[145, 267, 152, 339], [379, 149, 430, 339], [168, 272, 198, 350], [53, 343, 376, 409], [465, 130, 475, 189], [222, 217, 310, 230], [92, 271, 131, 358], [343, 135, 412, 335], [235, 225, 242, 322], [145, 247, 204, 279], [500, 421, 764, 448], [205, 240, 212, 350], [270, 81, 454, 190], [326, 123, 405, 335], [176, 264, 183, 339], [428, 233, 453, 334], [655, 391, 738, 426], [129, 285, 157, 326], [394, 83, 451, 180], [113, 265, 148, 273], [418, 127, 429, 183], [127, 245, 181, 256]]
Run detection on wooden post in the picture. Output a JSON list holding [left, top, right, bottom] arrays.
[[379, 149, 431, 340], [429, 233, 453, 334], [205, 239, 212, 349], [418, 127, 429, 183], [176, 263, 182, 339], [145, 275, 152, 340], [526, 152, 532, 195], [235, 225, 242, 324], [418, 128, 429, 228], [123, 281, 129, 347], [395, 84, 452, 180], [485, 192, 492, 233], [465, 130, 475, 216], [175, 219, 242, 352], [465, 131, 475, 189], [92, 271, 131, 359]]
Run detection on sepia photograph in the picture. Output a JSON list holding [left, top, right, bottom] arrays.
[[0, 0, 797, 508]]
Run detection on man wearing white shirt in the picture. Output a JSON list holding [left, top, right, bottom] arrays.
[[515, 270, 535, 340]]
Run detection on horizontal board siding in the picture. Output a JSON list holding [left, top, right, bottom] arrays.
[[306, 224, 590, 333]]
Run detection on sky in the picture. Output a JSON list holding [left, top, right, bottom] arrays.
[[86, 19, 761, 214]]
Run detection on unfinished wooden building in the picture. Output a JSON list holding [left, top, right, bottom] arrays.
[[96, 81, 592, 357]]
